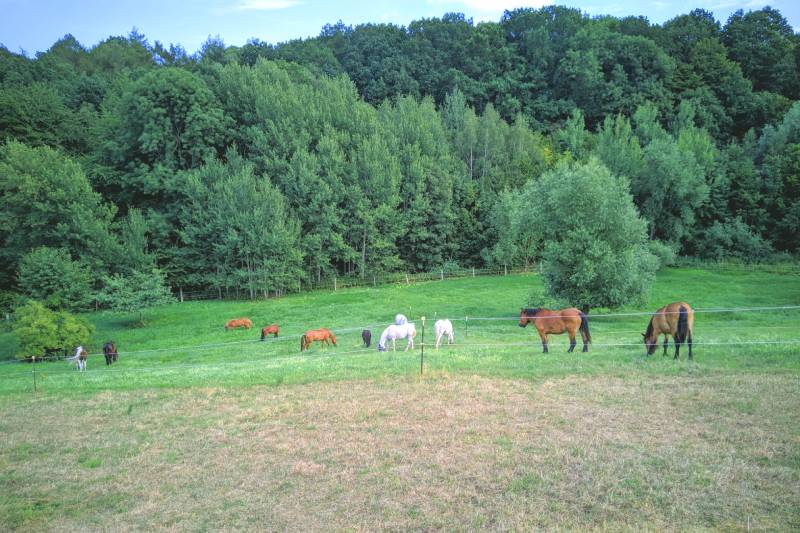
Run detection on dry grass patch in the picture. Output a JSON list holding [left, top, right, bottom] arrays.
[[1, 374, 798, 531]]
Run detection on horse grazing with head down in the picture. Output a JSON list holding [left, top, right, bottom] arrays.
[[300, 328, 337, 351], [519, 308, 591, 353], [643, 302, 694, 359], [103, 341, 118, 365], [434, 319, 454, 348], [225, 318, 253, 331], [260, 324, 279, 340], [378, 323, 416, 352], [362, 329, 372, 347]]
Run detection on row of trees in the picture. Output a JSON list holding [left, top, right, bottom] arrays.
[[0, 6, 798, 314]]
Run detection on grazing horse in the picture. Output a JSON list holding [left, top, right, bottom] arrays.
[[67, 345, 88, 371], [300, 328, 337, 351], [260, 324, 279, 340], [378, 323, 416, 352], [362, 329, 372, 347], [224, 318, 253, 331], [434, 319, 454, 349], [102, 341, 119, 365], [519, 308, 591, 353], [643, 302, 694, 359]]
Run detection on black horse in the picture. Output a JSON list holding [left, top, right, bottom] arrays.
[[362, 329, 372, 347], [103, 341, 119, 365]]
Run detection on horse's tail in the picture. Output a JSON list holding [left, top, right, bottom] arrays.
[[579, 312, 591, 343], [677, 306, 689, 343]]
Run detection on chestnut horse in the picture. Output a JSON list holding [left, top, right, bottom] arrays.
[[300, 328, 337, 351], [260, 324, 279, 340], [643, 302, 694, 359], [224, 318, 253, 331], [519, 308, 591, 353], [103, 341, 119, 365]]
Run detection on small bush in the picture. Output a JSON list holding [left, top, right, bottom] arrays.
[[12, 301, 94, 359], [696, 218, 773, 261]]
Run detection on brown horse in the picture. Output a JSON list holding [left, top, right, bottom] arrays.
[[519, 308, 591, 353], [224, 318, 253, 331], [300, 328, 337, 351], [643, 302, 694, 359], [260, 324, 279, 341], [103, 341, 119, 365]]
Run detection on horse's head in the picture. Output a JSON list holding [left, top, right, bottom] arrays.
[[519, 308, 534, 327], [643, 320, 657, 355]]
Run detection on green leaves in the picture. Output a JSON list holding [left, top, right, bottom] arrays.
[[12, 301, 94, 359]]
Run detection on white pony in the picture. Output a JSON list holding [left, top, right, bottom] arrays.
[[67, 345, 88, 371], [434, 319, 454, 348], [378, 323, 417, 352]]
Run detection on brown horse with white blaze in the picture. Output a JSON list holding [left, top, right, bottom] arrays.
[[643, 302, 694, 359], [300, 328, 337, 352], [519, 308, 591, 353]]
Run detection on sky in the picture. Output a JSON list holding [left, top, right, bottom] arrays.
[[1, 0, 798, 56]]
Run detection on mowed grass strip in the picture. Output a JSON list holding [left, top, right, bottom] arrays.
[[1, 374, 798, 531]]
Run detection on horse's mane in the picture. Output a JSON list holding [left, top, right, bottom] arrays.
[[644, 318, 654, 339], [522, 308, 543, 317]]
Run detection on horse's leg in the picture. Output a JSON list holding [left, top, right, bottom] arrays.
[[392, 338, 396, 352], [662, 335, 669, 356], [688, 332, 693, 359], [537, 329, 548, 353], [435, 333, 442, 349], [673, 334, 681, 360], [567, 327, 576, 353]]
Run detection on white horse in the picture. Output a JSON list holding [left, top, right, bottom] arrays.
[[378, 323, 416, 352], [67, 345, 88, 371], [434, 319, 454, 348]]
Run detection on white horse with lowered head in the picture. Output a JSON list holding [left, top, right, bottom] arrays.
[[434, 319, 454, 348], [67, 345, 88, 371], [378, 323, 416, 352]]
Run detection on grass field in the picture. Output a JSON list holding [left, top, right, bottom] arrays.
[[1, 268, 799, 530]]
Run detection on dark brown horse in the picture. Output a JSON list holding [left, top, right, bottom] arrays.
[[260, 324, 279, 341], [103, 341, 119, 365], [300, 328, 337, 352], [519, 308, 591, 353], [643, 302, 694, 359], [362, 329, 372, 347]]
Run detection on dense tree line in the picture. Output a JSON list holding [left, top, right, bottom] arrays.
[[0, 6, 797, 310]]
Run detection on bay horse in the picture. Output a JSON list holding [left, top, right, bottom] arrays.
[[224, 318, 253, 331], [434, 319, 454, 348], [260, 324, 279, 340], [67, 345, 88, 371], [103, 341, 119, 365], [378, 323, 416, 352], [643, 302, 694, 359], [300, 328, 337, 351], [519, 308, 591, 353], [362, 329, 372, 347]]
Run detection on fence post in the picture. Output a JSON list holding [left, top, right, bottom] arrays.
[[464, 316, 468, 339], [179, 288, 184, 303], [334, 276, 337, 291], [440, 269, 444, 281], [32, 356, 37, 393], [472, 267, 475, 277], [373, 275, 376, 287], [504, 264, 508, 276], [420, 316, 426, 375], [405, 273, 409, 285]]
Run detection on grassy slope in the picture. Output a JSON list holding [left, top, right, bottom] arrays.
[[1, 268, 799, 530], [0, 268, 798, 394]]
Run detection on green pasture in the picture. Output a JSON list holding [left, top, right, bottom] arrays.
[[0, 268, 798, 394]]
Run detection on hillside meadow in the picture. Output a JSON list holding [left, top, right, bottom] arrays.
[[1, 268, 799, 530]]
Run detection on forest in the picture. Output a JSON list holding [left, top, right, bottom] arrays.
[[1, 5, 798, 309]]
